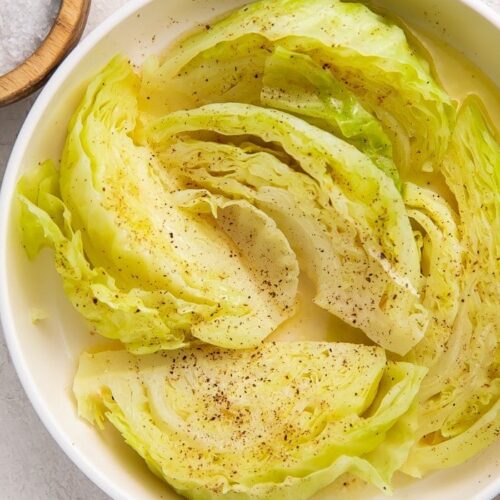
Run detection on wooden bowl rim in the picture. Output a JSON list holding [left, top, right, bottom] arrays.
[[0, 0, 90, 107]]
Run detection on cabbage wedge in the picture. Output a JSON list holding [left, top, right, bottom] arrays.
[[18, 57, 299, 351], [146, 103, 428, 355], [140, 0, 453, 172], [403, 100, 500, 476], [74, 342, 426, 499]]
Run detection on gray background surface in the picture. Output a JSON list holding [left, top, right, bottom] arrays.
[[0, 0, 499, 499]]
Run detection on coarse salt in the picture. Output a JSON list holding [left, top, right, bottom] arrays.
[[0, 0, 60, 76]]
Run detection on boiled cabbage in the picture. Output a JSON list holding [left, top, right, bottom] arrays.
[[152, 136, 427, 355], [18, 57, 299, 352], [403, 182, 462, 373], [15, 0, 499, 493], [140, 0, 453, 172], [403, 99, 500, 476], [74, 342, 426, 499]]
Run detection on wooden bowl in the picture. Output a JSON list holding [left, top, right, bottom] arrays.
[[0, 0, 90, 107]]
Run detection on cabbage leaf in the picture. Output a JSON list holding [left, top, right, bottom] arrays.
[[403, 183, 462, 375], [141, 0, 453, 172], [18, 161, 195, 352], [403, 100, 500, 476], [74, 342, 426, 499], [260, 46, 399, 185], [146, 103, 428, 354], [18, 57, 299, 351], [156, 137, 428, 355]]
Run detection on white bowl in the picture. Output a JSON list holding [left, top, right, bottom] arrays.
[[1, 1, 499, 499]]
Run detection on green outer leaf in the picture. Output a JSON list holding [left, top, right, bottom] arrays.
[[261, 46, 399, 186]]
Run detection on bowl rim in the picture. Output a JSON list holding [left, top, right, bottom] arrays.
[[0, 2, 151, 498], [0, 1, 499, 499]]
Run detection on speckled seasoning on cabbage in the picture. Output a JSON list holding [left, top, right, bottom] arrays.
[[16, 0, 499, 498]]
